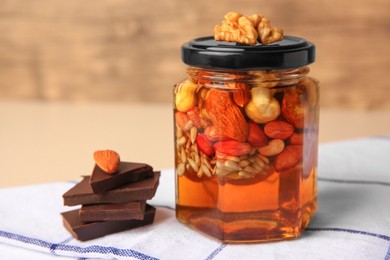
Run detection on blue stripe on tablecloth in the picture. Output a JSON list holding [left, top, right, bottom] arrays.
[[318, 177, 390, 186], [0, 230, 52, 249], [204, 244, 226, 260], [385, 243, 390, 260], [50, 236, 73, 254], [2, 226, 390, 259], [54, 244, 159, 259], [0, 230, 158, 260]]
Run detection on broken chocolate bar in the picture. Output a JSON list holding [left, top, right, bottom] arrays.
[[63, 172, 160, 206], [80, 201, 146, 222], [90, 162, 154, 193], [62, 205, 156, 241]]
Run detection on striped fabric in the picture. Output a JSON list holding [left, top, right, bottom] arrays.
[[0, 137, 389, 259]]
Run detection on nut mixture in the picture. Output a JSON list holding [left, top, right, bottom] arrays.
[[214, 11, 283, 45], [174, 70, 319, 183]]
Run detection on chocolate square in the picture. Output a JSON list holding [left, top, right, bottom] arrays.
[[80, 201, 146, 222], [90, 162, 154, 193], [63, 172, 160, 206], [61, 205, 156, 241]]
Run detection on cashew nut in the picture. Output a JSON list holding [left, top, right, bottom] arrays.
[[175, 80, 198, 112], [245, 87, 280, 123]]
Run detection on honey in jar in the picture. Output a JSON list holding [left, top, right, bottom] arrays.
[[174, 36, 319, 243]]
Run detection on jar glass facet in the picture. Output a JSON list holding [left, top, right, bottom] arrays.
[[174, 66, 319, 243]]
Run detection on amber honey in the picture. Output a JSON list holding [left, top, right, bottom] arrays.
[[176, 160, 317, 242], [174, 36, 319, 243]]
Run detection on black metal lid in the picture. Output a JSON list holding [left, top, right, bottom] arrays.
[[181, 35, 315, 70]]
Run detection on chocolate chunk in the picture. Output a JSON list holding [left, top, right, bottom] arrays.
[[63, 172, 160, 206], [80, 201, 146, 222], [61, 205, 156, 241], [90, 162, 154, 193]]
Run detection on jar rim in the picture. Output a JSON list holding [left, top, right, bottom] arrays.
[[181, 36, 315, 70]]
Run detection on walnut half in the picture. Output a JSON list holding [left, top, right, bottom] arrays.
[[214, 11, 283, 45], [214, 12, 259, 45]]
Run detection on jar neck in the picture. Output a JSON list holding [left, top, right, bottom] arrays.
[[186, 66, 310, 88]]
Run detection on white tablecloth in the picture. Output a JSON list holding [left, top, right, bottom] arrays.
[[0, 137, 389, 259]]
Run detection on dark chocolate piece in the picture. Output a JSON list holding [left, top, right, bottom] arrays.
[[61, 205, 156, 241], [63, 172, 160, 206], [90, 161, 154, 193], [80, 201, 146, 222]]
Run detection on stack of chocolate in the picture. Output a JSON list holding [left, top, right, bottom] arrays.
[[61, 157, 160, 241]]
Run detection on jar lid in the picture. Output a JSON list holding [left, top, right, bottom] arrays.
[[181, 36, 315, 70]]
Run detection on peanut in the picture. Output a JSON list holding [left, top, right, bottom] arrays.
[[258, 139, 285, 156], [214, 140, 252, 157], [289, 132, 304, 145], [264, 120, 294, 140], [204, 126, 231, 142], [274, 145, 303, 171], [247, 122, 268, 147], [196, 134, 215, 156]]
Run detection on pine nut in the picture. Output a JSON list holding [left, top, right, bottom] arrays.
[[184, 120, 193, 131], [238, 171, 253, 178], [224, 160, 242, 171], [190, 127, 197, 144], [177, 163, 185, 176], [177, 136, 187, 146], [201, 164, 212, 177], [188, 158, 199, 172]]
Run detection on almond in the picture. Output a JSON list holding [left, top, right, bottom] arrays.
[[213, 140, 252, 157], [225, 82, 250, 107], [205, 90, 248, 142], [281, 88, 307, 129], [264, 120, 294, 140], [93, 150, 120, 174]]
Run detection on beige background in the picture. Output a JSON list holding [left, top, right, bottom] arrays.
[[1, 1, 390, 188], [1, 0, 390, 109]]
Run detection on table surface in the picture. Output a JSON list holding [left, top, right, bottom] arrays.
[[1, 101, 390, 188]]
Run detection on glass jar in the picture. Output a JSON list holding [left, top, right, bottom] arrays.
[[174, 36, 319, 243]]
